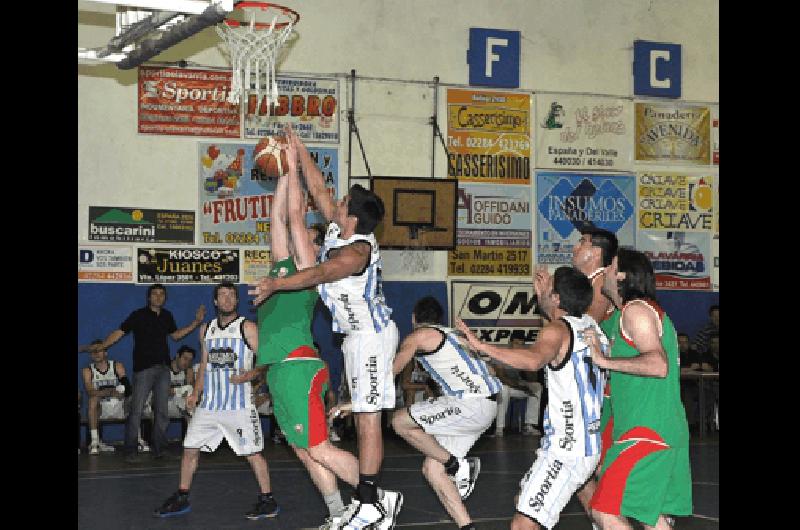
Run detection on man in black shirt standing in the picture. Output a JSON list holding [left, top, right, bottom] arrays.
[[86, 284, 205, 462]]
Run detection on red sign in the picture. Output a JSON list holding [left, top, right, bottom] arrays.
[[138, 66, 240, 138]]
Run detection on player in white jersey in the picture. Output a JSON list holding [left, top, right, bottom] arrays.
[[457, 266, 608, 530], [154, 282, 279, 521], [82, 340, 132, 454], [250, 126, 401, 530], [391, 296, 501, 530], [167, 345, 196, 418]]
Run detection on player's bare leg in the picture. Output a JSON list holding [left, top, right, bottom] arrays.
[[305, 441, 360, 486], [178, 448, 200, 490], [592, 510, 635, 530], [391, 409, 449, 463], [421, 457, 472, 527], [245, 453, 272, 493], [644, 515, 674, 530], [511, 512, 542, 530], [354, 412, 383, 475]]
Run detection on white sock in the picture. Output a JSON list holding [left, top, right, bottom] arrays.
[[91, 429, 99, 443]]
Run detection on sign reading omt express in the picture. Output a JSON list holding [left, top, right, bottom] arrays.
[[138, 66, 240, 138]]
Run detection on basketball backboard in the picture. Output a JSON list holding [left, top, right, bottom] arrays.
[[78, 0, 234, 67], [371, 177, 457, 250]]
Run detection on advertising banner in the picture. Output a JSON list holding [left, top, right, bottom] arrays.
[[138, 66, 240, 138], [450, 281, 544, 344], [241, 248, 272, 284], [637, 173, 714, 232], [535, 94, 633, 171], [449, 183, 531, 276], [78, 244, 134, 282], [137, 247, 239, 283], [89, 206, 195, 243], [446, 88, 531, 184], [712, 235, 719, 292], [637, 231, 711, 291], [244, 76, 340, 143], [198, 142, 338, 246], [635, 102, 710, 164], [711, 105, 719, 165], [536, 171, 636, 266]]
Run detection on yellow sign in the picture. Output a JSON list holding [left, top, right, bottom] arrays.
[[242, 249, 272, 284], [447, 89, 531, 183], [638, 173, 714, 231], [635, 103, 710, 164]]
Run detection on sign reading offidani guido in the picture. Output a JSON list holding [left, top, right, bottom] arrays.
[[137, 247, 239, 283]]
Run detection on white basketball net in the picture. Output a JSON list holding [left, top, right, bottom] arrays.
[[216, 12, 294, 107]]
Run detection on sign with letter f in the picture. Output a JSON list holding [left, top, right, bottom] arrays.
[[633, 40, 682, 98], [467, 28, 520, 88]]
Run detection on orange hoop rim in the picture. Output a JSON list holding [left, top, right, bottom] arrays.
[[223, 1, 300, 30]]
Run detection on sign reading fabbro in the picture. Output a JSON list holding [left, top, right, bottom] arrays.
[[535, 94, 633, 171], [446, 88, 531, 184], [635, 103, 710, 164], [89, 206, 195, 243], [137, 247, 239, 283]]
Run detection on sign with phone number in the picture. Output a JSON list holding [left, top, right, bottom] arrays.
[[448, 246, 530, 276]]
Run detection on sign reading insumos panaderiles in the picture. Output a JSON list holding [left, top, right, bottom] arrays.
[[451, 281, 544, 344], [137, 247, 239, 283]]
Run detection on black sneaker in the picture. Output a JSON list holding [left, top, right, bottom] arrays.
[[245, 494, 280, 520], [153, 491, 191, 517]]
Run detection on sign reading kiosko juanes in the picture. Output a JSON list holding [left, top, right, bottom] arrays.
[[137, 247, 239, 283]]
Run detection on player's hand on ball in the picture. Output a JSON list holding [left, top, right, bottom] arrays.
[[249, 277, 277, 306]]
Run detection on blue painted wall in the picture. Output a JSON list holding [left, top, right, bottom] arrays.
[[78, 281, 449, 443]]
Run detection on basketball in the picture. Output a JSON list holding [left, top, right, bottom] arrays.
[[253, 135, 289, 177]]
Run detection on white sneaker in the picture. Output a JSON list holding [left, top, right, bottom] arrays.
[[375, 490, 403, 530], [98, 440, 116, 453], [452, 457, 481, 499], [521, 424, 542, 436], [335, 498, 386, 529], [89, 442, 100, 455], [319, 516, 341, 530], [138, 441, 151, 453]]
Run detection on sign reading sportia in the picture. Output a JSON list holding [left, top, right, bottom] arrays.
[[446, 88, 531, 184], [451, 281, 544, 344], [137, 66, 240, 138]]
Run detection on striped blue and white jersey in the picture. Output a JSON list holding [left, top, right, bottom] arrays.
[[416, 325, 502, 399], [200, 316, 255, 411], [318, 222, 394, 334], [170, 365, 187, 388], [90, 360, 120, 397], [541, 314, 608, 457]]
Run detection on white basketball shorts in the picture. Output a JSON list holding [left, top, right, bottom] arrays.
[[99, 397, 126, 420], [409, 395, 496, 458], [516, 448, 599, 529], [183, 405, 264, 456], [342, 321, 398, 413]]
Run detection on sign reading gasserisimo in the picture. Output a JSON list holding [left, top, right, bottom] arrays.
[[137, 247, 239, 283], [89, 206, 195, 243]]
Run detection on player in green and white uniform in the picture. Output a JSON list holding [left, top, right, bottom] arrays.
[[583, 249, 691, 529]]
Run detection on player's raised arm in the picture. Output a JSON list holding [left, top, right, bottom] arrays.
[[285, 125, 335, 222], [286, 138, 317, 270], [455, 317, 563, 371], [269, 143, 291, 263]]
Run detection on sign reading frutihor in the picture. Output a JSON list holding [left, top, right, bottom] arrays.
[[89, 207, 195, 243], [447, 88, 531, 183]]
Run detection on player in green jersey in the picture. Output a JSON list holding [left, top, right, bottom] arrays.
[[233, 135, 361, 529], [583, 249, 691, 529]]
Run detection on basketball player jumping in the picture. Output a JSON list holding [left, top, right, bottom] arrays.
[[456, 266, 608, 530], [250, 126, 403, 530]]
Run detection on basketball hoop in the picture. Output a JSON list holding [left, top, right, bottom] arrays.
[[215, 1, 299, 107]]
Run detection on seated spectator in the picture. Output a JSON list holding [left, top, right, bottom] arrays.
[[692, 304, 719, 355], [679, 332, 718, 431], [82, 340, 132, 455], [400, 357, 435, 407], [491, 338, 543, 436]]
